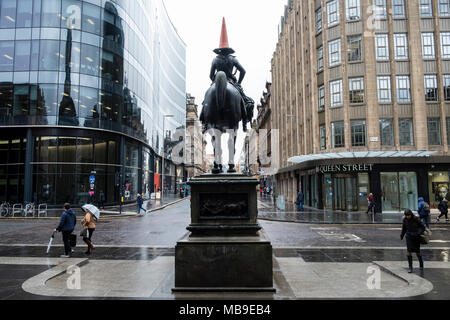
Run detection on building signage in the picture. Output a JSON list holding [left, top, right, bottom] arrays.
[[316, 164, 374, 174]]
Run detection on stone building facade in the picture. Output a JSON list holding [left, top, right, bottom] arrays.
[[271, 0, 450, 213], [185, 94, 206, 179]]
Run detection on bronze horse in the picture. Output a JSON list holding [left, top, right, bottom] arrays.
[[200, 71, 252, 174]]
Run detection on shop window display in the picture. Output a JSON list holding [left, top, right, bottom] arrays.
[[428, 171, 450, 208]]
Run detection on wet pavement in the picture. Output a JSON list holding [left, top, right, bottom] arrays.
[[0, 199, 449, 300], [258, 195, 446, 224]]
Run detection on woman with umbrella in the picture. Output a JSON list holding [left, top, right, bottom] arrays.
[[81, 204, 99, 255]]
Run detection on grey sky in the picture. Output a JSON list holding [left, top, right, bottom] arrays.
[[163, 0, 287, 160]]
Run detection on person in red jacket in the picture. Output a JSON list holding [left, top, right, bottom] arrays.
[[366, 193, 375, 214]]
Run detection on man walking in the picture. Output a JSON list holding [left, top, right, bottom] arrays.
[[437, 198, 449, 222], [99, 190, 105, 209], [137, 194, 145, 215], [53, 203, 76, 258], [418, 197, 431, 229], [297, 190, 304, 211]]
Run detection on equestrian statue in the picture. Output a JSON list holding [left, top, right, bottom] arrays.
[[200, 18, 255, 174]]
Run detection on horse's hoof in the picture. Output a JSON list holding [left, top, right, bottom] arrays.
[[212, 169, 221, 174]]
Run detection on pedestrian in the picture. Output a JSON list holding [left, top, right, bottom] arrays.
[[418, 197, 431, 229], [137, 193, 145, 214], [99, 190, 105, 209], [437, 198, 449, 222], [366, 193, 375, 214], [400, 209, 426, 273], [81, 209, 96, 255], [260, 188, 263, 196], [296, 190, 304, 211], [53, 203, 76, 258]]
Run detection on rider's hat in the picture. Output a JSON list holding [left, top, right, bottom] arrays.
[[214, 17, 235, 55]]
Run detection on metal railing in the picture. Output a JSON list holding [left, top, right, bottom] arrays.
[[38, 204, 48, 218], [12, 204, 23, 217]]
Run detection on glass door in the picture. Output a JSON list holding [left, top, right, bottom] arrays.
[[381, 172, 400, 211]]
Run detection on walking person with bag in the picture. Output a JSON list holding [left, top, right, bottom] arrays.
[[400, 209, 426, 273], [418, 197, 431, 229], [437, 198, 449, 222], [53, 203, 76, 258], [81, 209, 96, 255]]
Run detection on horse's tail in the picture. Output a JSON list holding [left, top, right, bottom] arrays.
[[215, 71, 227, 109]]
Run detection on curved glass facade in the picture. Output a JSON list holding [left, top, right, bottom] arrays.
[[0, 0, 186, 206]]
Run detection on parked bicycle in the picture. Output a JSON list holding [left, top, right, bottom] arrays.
[[24, 202, 35, 217], [0, 202, 12, 217]]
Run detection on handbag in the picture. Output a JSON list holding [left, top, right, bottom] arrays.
[[420, 228, 432, 245], [80, 228, 88, 238]]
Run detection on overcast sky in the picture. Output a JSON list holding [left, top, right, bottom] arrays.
[[162, 0, 287, 162]]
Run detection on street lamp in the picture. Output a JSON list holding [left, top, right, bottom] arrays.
[[161, 114, 174, 204]]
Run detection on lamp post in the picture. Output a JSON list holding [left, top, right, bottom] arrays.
[[161, 114, 174, 205]]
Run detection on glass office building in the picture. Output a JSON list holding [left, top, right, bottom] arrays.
[[0, 0, 186, 206]]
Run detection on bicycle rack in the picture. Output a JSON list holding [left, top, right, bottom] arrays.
[[38, 204, 48, 218], [24, 204, 35, 217], [12, 204, 23, 217]]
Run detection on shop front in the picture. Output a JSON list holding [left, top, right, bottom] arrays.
[[284, 151, 445, 213]]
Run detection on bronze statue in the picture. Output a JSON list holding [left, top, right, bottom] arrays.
[[200, 18, 254, 174]]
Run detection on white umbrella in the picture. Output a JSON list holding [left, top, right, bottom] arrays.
[[46, 232, 55, 254], [82, 204, 100, 221]]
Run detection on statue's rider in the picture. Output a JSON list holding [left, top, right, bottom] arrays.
[[209, 18, 254, 130]]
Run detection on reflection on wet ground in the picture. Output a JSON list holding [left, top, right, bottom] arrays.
[[257, 196, 442, 224], [0, 245, 447, 263]]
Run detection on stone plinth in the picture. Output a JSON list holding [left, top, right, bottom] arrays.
[[173, 174, 275, 292]]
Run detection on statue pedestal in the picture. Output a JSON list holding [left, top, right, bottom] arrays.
[[173, 174, 275, 292]]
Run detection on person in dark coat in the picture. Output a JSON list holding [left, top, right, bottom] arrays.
[[400, 209, 426, 273], [99, 190, 105, 209], [297, 191, 304, 211], [53, 203, 76, 258], [437, 198, 449, 222], [137, 194, 145, 214]]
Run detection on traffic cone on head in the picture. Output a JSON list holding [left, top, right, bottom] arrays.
[[213, 17, 235, 55]]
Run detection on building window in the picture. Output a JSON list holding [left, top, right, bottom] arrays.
[[316, 8, 322, 34], [327, 0, 340, 27], [374, 0, 387, 19], [380, 119, 394, 146], [320, 125, 326, 150], [399, 118, 414, 146], [392, 0, 406, 18], [394, 34, 409, 60], [447, 118, 450, 145], [424, 75, 439, 101], [420, 0, 433, 17], [428, 118, 442, 145], [332, 121, 345, 148], [351, 120, 366, 147], [442, 32, 450, 59], [422, 33, 436, 59], [317, 45, 324, 72], [444, 75, 450, 100], [439, 0, 450, 17], [328, 39, 341, 66], [375, 34, 389, 61], [346, 0, 360, 21], [377, 76, 392, 103], [330, 79, 343, 107], [396, 75, 411, 103], [349, 77, 364, 103], [319, 85, 325, 111], [348, 35, 362, 62], [0, 0, 17, 28], [0, 40, 14, 71]]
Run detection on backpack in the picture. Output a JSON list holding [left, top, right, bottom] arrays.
[[422, 202, 430, 216]]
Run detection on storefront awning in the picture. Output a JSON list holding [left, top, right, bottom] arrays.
[[288, 151, 437, 165]]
